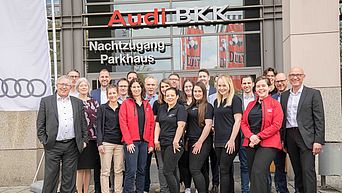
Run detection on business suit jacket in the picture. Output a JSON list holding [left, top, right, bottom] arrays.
[[208, 86, 216, 96], [91, 88, 101, 104], [280, 86, 325, 149], [37, 94, 88, 152]]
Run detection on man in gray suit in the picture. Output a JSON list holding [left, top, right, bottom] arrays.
[[280, 67, 325, 193], [37, 75, 88, 193]]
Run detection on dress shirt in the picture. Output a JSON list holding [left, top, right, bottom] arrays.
[[243, 92, 255, 110], [100, 87, 107, 104], [56, 95, 75, 140], [118, 95, 128, 104], [69, 90, 79, 97], [146, 94, 158, 107], [286, 84, 304, 128]]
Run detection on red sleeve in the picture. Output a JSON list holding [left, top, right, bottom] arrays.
[[240, 103, 254, 139], [119, 101, 133, 145], [257, 100, 283, 140], [147, 103, 155, 148]]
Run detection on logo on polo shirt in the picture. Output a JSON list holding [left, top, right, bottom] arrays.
[[168, 113, 176, 117]]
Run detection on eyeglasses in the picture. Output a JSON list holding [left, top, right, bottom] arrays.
[[289, 74, 304, 78], [119, 85, 128, 88], [169, 78, 179, 81]]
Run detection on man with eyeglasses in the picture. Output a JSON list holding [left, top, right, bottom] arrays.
[[280, 67, 325, 193], [67, 69, 80, 97], [268, 73, 290, 193], [117, 78, 129, 104], [37, 75, 87, 193]]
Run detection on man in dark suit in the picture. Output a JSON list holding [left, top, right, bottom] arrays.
[[37, 75, 88, 193], [90, 68, 111, 193], [280, 67, 325, 193], [91, 68, 111, 104], [270, 73, 290, 193]]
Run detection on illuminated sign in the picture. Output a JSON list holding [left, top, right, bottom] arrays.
[[108, 5, 231, 27]]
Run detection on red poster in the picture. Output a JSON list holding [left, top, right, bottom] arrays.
[[219, 23, 245, 90], [181, 27, 203, 70]]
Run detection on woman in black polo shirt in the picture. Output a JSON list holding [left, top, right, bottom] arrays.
[[154, 87, 187, 193], [213, 75, 243, 193], [186, 81, 214, 193], [96, 85, 124, 193]]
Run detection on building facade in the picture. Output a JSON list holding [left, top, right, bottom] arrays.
[[0, 0, 340, 187]]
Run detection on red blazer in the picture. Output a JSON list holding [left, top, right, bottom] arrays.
[[119, 98, 155, 148], [241, 95, 283, 150]]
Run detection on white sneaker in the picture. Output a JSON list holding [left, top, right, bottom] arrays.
[[185, 188, 191, 193], [195, 189, 198, 193]]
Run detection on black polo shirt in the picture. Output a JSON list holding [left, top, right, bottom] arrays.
[[186, 103, 214, 142], [156, 103, 188, 147], [213, 95, 243, 147], [153, 100, 164, 116], [136, 102, 145, 141], [248, 101, 262, 135], [97, 103, 122, 145]]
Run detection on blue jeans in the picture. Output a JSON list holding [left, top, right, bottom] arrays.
[[123, 141, 148, 193], [239, 136, 250, 193]]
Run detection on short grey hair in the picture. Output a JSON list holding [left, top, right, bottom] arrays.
[[75, 77, 90, 94], [57, 75, 71, 85], [144, 76, 157, 83]]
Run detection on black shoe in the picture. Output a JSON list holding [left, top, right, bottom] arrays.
[[211, 185, 218, 193]]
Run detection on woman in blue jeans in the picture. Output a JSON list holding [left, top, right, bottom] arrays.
[[119, 78, 155, 193], [154, 87, 187, 193]]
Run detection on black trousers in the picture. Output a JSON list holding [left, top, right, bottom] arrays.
[[246, 146, 277, 193], [215, 136, 240, 193], [203, 134, 219, 189], [43, 140, 79, 193], [144, 151, 153, 192], [286, 128, 317, 193], [161, 145, 184, 193], [178, 147, 192, 188], [189, 137, 212, 193], [94, 150, 101, 193]]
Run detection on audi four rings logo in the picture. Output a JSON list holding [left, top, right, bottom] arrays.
[[0, 78, 47, 98]]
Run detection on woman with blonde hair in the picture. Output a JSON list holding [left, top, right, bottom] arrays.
[[213, 74, 243, 193], [75, 78, 100, 193]]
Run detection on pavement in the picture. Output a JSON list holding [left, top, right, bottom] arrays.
[[0, 157, 341, 193]]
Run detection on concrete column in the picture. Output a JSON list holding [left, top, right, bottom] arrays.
[[282, 0, 342, 188], [0, 111, 43, 186], [61, 0, 84, 76]]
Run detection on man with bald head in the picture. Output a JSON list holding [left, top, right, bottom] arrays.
[[280, 67, 325, 193]]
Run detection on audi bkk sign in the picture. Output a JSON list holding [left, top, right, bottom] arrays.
[[108, 5, 231, 27], [0, 78, 47, 98]]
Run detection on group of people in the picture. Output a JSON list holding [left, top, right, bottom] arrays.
[[37, 66, 325, 193]]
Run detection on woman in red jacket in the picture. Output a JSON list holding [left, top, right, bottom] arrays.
[[119, 78, 155, 193], [241, 76, 283, 193]]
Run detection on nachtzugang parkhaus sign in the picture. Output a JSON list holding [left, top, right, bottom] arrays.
[[89, 5, 243, 66]]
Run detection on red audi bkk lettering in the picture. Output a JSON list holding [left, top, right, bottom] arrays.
[[108, 8, 166, 27]]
